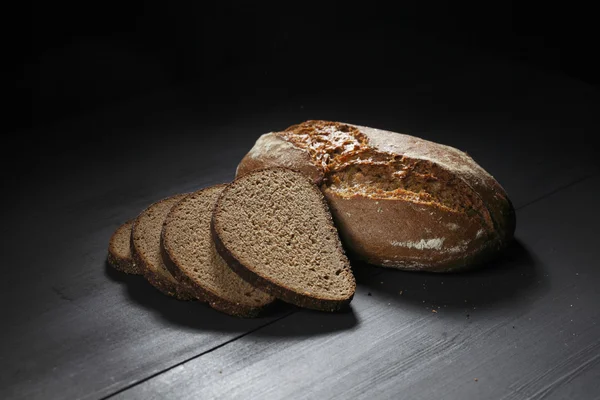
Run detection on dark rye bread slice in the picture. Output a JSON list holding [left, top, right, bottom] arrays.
[[161, 184, 276, 317], [212, 168, 356, 312], [236, 120, 516, 272], [131, 194, 197, 300], [107, 220, 140, 274]]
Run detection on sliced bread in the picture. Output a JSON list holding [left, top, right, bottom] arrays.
[[161, 184, 276, 317], [236, 120, 516, 272], [131, 194, 196, 300], [212, 168, 356, 312], [107, 220, 139, 274]]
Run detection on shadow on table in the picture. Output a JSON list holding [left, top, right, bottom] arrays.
[[354, 239, 546, 316], [105, 261, 294, 333], [105, 261, 358, 336], [251, 305, 359, 338]]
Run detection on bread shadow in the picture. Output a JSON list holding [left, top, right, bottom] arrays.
[[104, 261, 292, 332], [354, 239, 546, 317], [251, 305, 359, 338]]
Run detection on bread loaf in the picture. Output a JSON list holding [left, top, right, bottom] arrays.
[[161, 184, 276, 317], [212, 168, 356, 311], [236, 120, 516, 272]]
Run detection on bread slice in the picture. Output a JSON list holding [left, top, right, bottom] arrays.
[[236, 120, 516, 272], [131, 194, 196, 300], [161, 184, 276, 317], [107, 220, 140, 274], [212, 168, 356, 312]]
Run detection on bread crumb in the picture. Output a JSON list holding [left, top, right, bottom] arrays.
[[398, 290, 403, 295], [432, 309, 437, 313], [474, 378, 478, 382]]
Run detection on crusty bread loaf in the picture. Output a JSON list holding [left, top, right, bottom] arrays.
[[236, 120, 516, 272], [212, 168, 356, 312], [107, 220, 140, 274], [131, 194, 196, 300], [161, 184, 276, 317]]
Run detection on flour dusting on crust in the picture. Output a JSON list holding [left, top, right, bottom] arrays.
[[247, 132, 297, 159], [390, 238, 445, 250]]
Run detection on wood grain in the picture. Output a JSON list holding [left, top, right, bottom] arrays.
[[0, 107, 296, 400], [1, 48, 599, 400], [114, 176, 600, 400]]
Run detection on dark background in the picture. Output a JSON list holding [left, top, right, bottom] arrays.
[[3, 4, 600, 399], [10, 2, 599, 132]]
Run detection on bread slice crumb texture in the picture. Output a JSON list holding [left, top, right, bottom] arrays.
[[213, 168, 356, 311], [107, 220, 139, 274], [132, 194, 193, 300], [161, 184, 275, 317]]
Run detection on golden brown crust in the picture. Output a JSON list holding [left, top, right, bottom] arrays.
[[323, 191, 494, 271], [350, 122, 516, 255], [236, 121, 516, 272], [212, 168, 355, 312], [159, 184, 275, 317], [107, 220, 140, 274]]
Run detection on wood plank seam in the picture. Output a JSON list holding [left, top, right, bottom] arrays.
[[99, 172, 598, 400], [99, 311, 295, 400], [512, 174, 596, 212]]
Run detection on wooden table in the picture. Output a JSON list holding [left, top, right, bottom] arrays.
[[3, 48, 599, 399]]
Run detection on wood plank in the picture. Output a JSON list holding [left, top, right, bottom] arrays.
[[0, 105, 299, 400], [0, 178, 294, 399], [114, 175, 600, 400], [1, 49, 598, 400]]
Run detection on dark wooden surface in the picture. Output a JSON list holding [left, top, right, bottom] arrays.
[[2, 50, 599, 400]]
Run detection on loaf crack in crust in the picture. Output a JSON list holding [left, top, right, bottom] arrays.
[[237, 120, 516, 272]]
